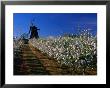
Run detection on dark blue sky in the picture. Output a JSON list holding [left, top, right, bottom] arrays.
[[13, 13, 97, 38]]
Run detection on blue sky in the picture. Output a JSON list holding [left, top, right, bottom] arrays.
[[13, 13, 97, 38]]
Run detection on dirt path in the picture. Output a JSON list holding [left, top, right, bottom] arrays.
[[14, 44, 50, 75], [14, 44, 67, 75]]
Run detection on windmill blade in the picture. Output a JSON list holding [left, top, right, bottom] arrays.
[[31, 17, 36, 25]]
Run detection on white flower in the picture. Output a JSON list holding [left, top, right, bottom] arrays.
[[28, 32, 96, 67]]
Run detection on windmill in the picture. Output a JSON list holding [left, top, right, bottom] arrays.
[[29, 18, 40, 39]]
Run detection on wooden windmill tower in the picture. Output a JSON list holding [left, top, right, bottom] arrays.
[[29, 18, 40, 39]]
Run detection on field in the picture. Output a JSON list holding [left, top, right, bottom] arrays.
[[14, 29, 97, 75]]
